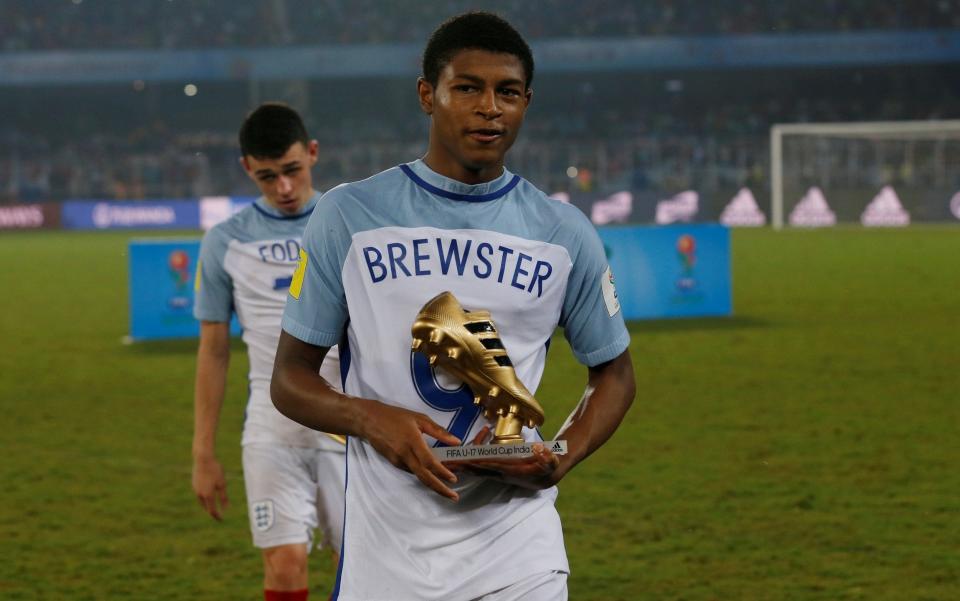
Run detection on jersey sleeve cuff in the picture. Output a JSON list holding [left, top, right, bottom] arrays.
[[281, 314, 342, 347], [573, 330, 631, 367], [193, 308, 231, 322]]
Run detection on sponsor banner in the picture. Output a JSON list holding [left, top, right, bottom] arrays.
[[0, 203, 61, 230], [861, 186, 910, 227], [789, 186, 836, 227], [63, 199, 200, 230], [655, 191, 699, 225], [720, 188, 766, 227], [199, 195, 255, 230], [598, 224, 731, 320], [590, 191, 634, 225], [128, 239, 240, 340]]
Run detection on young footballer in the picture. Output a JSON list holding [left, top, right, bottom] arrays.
[[192, 103, 345, 601], [272, 13, 635, 601]]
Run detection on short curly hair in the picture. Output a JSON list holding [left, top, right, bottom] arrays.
[[421, 12, 534, 89]]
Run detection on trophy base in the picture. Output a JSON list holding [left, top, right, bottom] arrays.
[[431, 440, 568, 462]]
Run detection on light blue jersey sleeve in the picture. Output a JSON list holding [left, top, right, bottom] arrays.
[[281, 188, 351, 347], [194, 227, 233, 322], [558, 209, 630, 367]]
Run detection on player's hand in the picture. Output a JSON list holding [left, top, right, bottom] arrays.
[[447, 426, 561, 490], [357, 400, 462, 502], [192, 455, 229, 520]]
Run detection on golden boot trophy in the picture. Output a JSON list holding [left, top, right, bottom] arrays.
[[411, 291, 566, 459]]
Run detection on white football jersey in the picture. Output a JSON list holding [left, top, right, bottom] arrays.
[[195, 192, 343, 450], [283, 161, 629, 600]]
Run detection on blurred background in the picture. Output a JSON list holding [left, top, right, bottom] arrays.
[[2, 0, 959, 225]]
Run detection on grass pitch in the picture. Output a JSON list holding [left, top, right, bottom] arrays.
[[0, 227, 958, 600]]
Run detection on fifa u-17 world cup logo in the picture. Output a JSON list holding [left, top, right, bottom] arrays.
[[675, 234, 697, 292], [677, 234, 696, 275], [167, 249, 192, 310], [169, 250, 191, 292]]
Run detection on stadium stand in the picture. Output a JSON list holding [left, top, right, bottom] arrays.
[[2, 0, 959, 51], [3, 64, 956, 209], [1, 1, 958, 223]]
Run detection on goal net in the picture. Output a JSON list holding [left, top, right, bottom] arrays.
[[770, 120, 960, 229]]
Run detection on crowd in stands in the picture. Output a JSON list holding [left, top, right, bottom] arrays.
[[0, 128, 753, 206], [2, 1, 958, 205], [3, 79, 956, 205], [3, 0, 959, 52]]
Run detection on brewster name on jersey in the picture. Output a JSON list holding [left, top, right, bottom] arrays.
[[361, 235, 555, 297]]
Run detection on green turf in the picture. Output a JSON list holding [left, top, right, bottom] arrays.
[[1, 227, 958, 600]]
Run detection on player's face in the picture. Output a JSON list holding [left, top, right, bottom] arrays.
[[241, 140, 318, 214], [419, 49, 531, 184]]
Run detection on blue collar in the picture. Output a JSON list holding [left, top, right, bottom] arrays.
[[400, 160, 521, 203], [252, 191, 320, 220]]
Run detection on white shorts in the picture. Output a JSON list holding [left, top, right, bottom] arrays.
[[242, 443, 346, 553], [474, 570, 568, 601]]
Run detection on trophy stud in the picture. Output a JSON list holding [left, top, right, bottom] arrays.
[[447, 348, 460, 360], [473, 395, 482, 405], [428, 354, 438, 365], [492, 413, 526, 444], [429, 330, 444, 344], [411, 338, 422, 351], [488, 386, 500, 398]]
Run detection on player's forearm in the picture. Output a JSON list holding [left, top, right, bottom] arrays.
[[271, 332, 373, 437], [272, 368, 390, 439], [192, 337, 230, 459], [271, 360, 356, 433], [193, 385, 227, 459], [551, 349, 635, 483]]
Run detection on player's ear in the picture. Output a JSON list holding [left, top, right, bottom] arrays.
[[307, 140, 319, 166], [240, 155, 252, 175], [417, 77, 434, 115], [524, 87, 533, 109]]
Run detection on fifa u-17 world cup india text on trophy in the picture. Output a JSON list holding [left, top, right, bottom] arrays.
[[411, 291, 568, 461]]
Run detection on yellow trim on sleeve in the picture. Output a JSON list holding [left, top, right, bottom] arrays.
[[290, 248, 308, 299]]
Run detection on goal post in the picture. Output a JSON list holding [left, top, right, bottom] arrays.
[[770, 120, 960, 229]]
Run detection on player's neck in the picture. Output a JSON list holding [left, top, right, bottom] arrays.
[[421, 153, 504, 186], [261, 191, 316, 216]]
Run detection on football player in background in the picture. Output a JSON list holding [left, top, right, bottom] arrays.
[[192, 103, 344, 601], [272, 12, 635, 601]]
